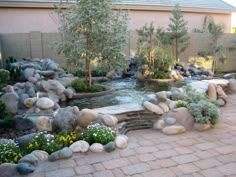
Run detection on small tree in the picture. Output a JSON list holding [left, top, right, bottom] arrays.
[[56, 0, 128, 86], [136, 23, 175, 79], [194, 16, 226, 73], [166, 5, 190, 62]]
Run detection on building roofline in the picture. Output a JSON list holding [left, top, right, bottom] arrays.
[[0, 1, 235, 14]]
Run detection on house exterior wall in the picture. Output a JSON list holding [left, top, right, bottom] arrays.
[[0, 7, 232, 33]]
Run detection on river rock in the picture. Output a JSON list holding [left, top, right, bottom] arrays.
[[23, 68, 35, 80], [143, 101, 164, 115], [16, 163, 35, 175], [164, 117, 176, 125], [158, 102, 169, 113], [207, 83, 217, 100], [156, 91, 168, 102], [115, 135, 128, 149], [58, 77, 74, 87], [48, 79, 65, 95], [19, 150, 49, 165], [16, 133, 37, 148], [162, 125, 186, 135], [78, 109, 98, 128], [101, 114, 118, 127], [0, 91, 19, 114], [24, 97, 37, 108], [49, 147, 73, 161], [15, 116, 34, 131], [166, 99, 176, 110], [35, 116, 52, 131], [134, 71, 145, 80], [69, 140, 90, 153], [36, 97, 54, 110], [104, 142, 116, 152], [164, 107, 194, 130], [53, 106, 80, 132], [2, 85, 14, 92], [0, 163, 19, 177], [90, 143, 104, 152], [64, 88, 74, 99], [19, 93, 29, 108], [28, 76, 38, 84], [153, 119, 165, 130]]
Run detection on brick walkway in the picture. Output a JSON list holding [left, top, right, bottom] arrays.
[[29, 95, 236, 177]]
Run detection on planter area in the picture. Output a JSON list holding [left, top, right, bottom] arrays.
[[1, 58, 236, 176]]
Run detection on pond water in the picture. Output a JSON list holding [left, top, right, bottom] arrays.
[[65, 78, 184, 109]]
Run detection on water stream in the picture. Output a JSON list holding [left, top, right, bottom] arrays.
[[66, 78, 182, 109]]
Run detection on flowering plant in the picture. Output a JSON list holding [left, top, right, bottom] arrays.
[[27, 131, 79, 154], [79, 123, 116, 145], [0, 142, 24, 164]]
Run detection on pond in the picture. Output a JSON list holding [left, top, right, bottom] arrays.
[[65, 78, 184, 109]]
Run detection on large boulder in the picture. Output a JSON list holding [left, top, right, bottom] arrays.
[[0, 163, 19, 177], [36, 97, 54, 110], [15, 116, 34, 131], [0, 91, 19, 114], [16, 133, 37, 148], [163, 107, 194, 130], [19, 150, 48, 165], [48, 80, 65, 95], [35, 116, 52, 131], [53, 106, 80, 132], [101, 114, 118, 127], [115, 135, 128, 149], [143, 101, 164, 115], [90, 143, 104, 153], [78, 109, 98, 128], [23, 68, 35, 80], [162, 125, 186, 135], [48, 147, 73, 161], [228, 79, 236, 93], [69, 140, 90, 153], [207, 83, 217, 100]]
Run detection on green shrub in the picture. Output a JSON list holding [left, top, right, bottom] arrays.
[[0, 69, 10, 89], [0, 143, 24, 164], [79, 123, 116, 145], [176, 101, 188, 108], [0, 100, 15, 128], [187, 100, 220, 125], [71, 79, 87, 92], [87, 84, 105, 92]]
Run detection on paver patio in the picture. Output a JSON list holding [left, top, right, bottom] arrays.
[[28, 95, 236, 177]]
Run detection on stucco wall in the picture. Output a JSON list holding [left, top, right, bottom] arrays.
[[0, 8, 232, 33], [129, 10, 231, 32]]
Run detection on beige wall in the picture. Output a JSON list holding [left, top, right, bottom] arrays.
[[129, 10, 231, 32], [0, 8, 232, 33], [0, 8, 59, 33]]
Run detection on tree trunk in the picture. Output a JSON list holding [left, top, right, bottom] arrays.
[[85, 59, 92, 86], [176, 38, 179, 63]]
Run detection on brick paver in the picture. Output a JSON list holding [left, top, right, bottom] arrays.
[[28, 95, 236, 177]]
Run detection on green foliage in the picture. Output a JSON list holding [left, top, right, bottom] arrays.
[[194, 16, 226, 73], [26, 132, 79, 155], [0, 69, 10, 89], [79, 123, 116, 145], [175, 101, 188, 108], [0, 143, 24, 164], [71, 79, 105, 93], [71, 79, 87, 92], [87, 84, 105, 92], [56, 0, 129, 86], [5, 56, 21, 82], [171, 86, 220, 125], [0, 100, 15, 128], [187, 100, 220, 125], [165, 5, 190, 62], [135, 23, 175, 79]]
